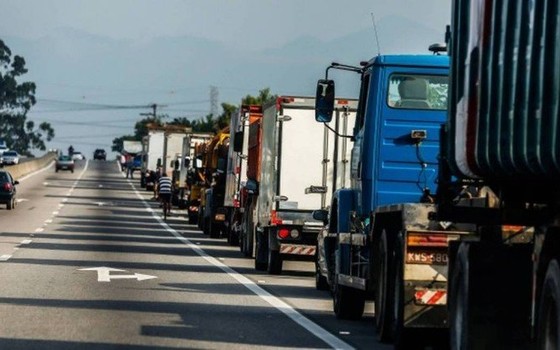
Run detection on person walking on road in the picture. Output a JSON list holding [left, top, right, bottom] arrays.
[[120, 154, 127, 171], [158, 172, 173, 218]]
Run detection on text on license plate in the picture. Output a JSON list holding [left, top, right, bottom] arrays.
[[406, 250, 448, 265]]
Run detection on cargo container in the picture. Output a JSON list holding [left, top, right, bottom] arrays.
[[223, 105, 262, 246], [433, 0, 560, 348], [197, 128, 230, 238], [239, 96, 358, 275], [239, 110, 264, 257], [173, 133, 213, 220]]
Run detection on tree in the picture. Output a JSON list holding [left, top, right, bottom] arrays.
[[111, 115, 164, 152], [0, 40, 54, 156], [242, 87, 276, 105]]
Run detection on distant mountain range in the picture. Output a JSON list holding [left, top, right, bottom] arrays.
[[3, 14, 445, 156]]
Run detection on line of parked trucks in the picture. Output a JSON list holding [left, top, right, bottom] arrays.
[[137, 0, 560, 347]]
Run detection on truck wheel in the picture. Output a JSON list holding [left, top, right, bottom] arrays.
[[188, 211, 198, 225], [254, 232, 268, 271], [241, 216, 254, 258], [538, 259, 560, 349], [392, 235, 414, 350], [210, 222, 221, 239], [333, 278, 365, 320], [202, 217, 210, 235], [375, 229, 395, 342], [315, 259, 329, 291], [450, 240, 532, 350], [267, 249, 283, 275]]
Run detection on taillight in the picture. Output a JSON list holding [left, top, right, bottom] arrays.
[[271, 210, 282, 225], [407, 233, 449, 248], [3, 183, 12, 191], [278, 228, 290, 239]]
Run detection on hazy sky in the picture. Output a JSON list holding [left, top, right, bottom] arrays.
[[1, 0, 451, 157], [2, 0, 450, 49]]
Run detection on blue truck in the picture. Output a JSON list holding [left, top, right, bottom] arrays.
[[313, 49, 465, 347]]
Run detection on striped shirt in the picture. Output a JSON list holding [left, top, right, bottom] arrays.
[[158, 176, 172, 194]]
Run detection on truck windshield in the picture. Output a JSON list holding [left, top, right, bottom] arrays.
[[387, 73, 448, 110]]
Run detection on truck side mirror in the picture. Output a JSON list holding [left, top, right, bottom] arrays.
[[315, 79, 335, 123], [233, 131, 244, 153]]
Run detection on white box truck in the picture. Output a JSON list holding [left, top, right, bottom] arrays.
[[245, 96, 357, 274]]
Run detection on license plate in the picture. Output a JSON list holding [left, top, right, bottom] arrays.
[[406, 250, 448, 265]]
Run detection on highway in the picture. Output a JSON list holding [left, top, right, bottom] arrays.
[[0, 159, 384, 349]]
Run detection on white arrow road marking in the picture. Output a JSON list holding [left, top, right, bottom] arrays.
[[78, 267, 157, 282]]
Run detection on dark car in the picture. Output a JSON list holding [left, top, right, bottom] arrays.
[[93, 149, 107, 160], [0, 170, 18, 210], [56, 155, 75, 173]]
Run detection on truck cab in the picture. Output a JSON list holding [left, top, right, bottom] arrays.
[[315, 53, 455, 346]]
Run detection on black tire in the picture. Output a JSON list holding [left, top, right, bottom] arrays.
[[6, 198, 13, 210], [55, 168, 59, 173], [267, 249, 283, 275], [392, 234, 415, 350], [202, 217, 210, 235], [241, 212, 254, 258], [254, 232, 268, 271], [71, 169, 74, 173], [188, 211, 198, 225], [538, 259, 560, 350], [315, 261, 329, 291], [375, 229, 395, 342], [333, 278, 365, 320], [209, 221, 221, 239]]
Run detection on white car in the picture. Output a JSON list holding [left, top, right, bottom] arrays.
[[71, 152, 85, 160], [2, 151, 19, 165]]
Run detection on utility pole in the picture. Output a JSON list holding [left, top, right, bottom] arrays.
[[140, 103, 160, 119]]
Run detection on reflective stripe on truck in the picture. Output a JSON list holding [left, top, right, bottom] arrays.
[[279, 244, 316, 256]]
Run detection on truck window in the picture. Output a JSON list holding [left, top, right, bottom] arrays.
[[353, 73, 371, 134], [387, 74, 448, 110]]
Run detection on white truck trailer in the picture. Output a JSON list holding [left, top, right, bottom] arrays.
[[247, 96, 358, 274]]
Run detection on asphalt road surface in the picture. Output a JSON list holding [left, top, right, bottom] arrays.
[[0, 159, 387, 349]]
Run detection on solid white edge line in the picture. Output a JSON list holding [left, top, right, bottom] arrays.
[[124, 174, 354, 350]]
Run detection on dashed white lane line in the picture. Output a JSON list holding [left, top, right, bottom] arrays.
[[125, 175, 354, 350], [0, 255, 12, 261], [62, 198, 68, 203], [52, 211, 59, 215], [20, 240, 32, 245], [35, 228, 44, 233], [45, 219, 53, 224]]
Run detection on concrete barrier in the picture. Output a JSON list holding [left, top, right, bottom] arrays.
[[2, 152, 58, 180]]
